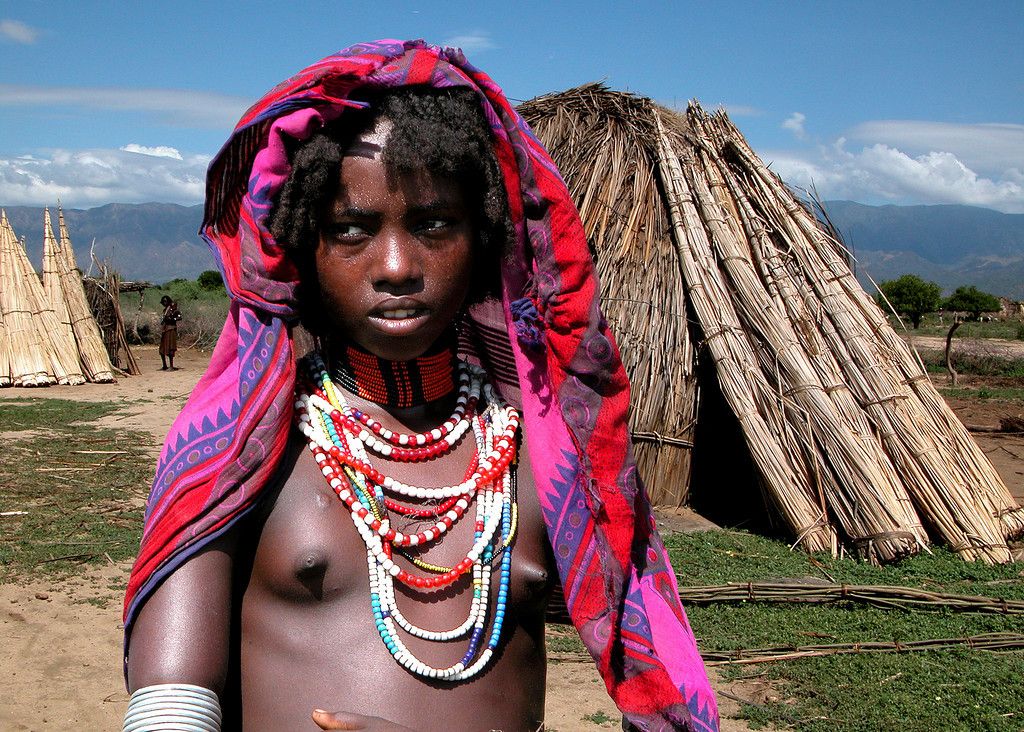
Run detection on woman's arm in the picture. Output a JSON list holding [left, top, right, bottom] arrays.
[[126, 532, 236, 694]]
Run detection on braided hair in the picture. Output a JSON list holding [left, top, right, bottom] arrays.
[[268, 87, 512, 334]]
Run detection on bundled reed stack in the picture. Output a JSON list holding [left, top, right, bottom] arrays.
[[56, 206, 83, 271], [519, 85, 1022, 564], [84, 265, 141, 375], [0, 211, 61, 386], [519, 88, 700, 507], [53, 206, 114, 382], [41, 209, 87, 384], [0, 212, 20, 387]]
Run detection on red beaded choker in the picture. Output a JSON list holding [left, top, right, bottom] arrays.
[[331, 343, 457, 408]]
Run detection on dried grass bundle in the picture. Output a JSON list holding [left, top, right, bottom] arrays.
[[40, 209, 86, 384], [696, 111, 1020, 560], [84, 264, 140, 375], [0, 211, 56, 386], [54, 207, 114, 382], [519, 85, 1021, 563], [520, 87, 699, 506]]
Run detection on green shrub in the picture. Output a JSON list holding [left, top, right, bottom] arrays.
[[197, 270, 225, 290], [120, 282, 229, 349], [942, 285, 1001, 321]]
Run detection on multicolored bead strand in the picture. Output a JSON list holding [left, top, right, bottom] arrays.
[[294, 353, 519, 681]]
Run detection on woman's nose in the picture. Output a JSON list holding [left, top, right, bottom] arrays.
[[373, 229, 423, 293]]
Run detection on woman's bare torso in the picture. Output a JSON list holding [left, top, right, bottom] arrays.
[[237, 394, 554, 731]]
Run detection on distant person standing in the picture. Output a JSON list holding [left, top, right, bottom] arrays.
[[159, 295, 181, 370]]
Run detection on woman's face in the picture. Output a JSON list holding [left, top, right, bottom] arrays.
[[314, 133, 474, 362]]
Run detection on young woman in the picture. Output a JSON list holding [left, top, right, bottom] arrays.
[[158, 295, 181, 370], [123, 40, 717, 732]]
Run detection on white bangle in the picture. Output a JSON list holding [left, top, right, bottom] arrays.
[[123, 683, 222, 732]]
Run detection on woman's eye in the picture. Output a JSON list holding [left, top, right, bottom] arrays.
[[327, 223, 368, 240], [418, 218, 454, 234]]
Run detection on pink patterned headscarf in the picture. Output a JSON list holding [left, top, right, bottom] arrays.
[[125, 40, 718, 731]]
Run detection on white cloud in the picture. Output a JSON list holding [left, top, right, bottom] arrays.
[[847, 120, 1024, 177], [0, 85, 249, 129], [0, 147, 210, 207], [782, 112, 806, 139], [766, 140, 1024, 213], [0, 19, 38, 44], [721, 104, 763, 117], [441, 32, 496, 55], [121, 144, 184, 160]]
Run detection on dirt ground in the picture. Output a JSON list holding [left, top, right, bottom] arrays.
[[903, 333, 1024, 360], [903, 334, 1024, 510], [2, 344, 1021, 730]]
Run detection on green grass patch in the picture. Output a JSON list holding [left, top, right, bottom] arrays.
[[938, 386, 1024, 401], [0, 398, 153, 580], [581, 710, 615, 725], [0, 398, 122, 431], [918, 351, 1024, 379], [666, 531, 1024, 730], [900, 314, 1024, 341], [121, 281, 229, 350]]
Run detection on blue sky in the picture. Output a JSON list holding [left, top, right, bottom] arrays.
[[1, 1, 1021, 212]]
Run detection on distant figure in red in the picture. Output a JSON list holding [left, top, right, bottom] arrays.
[[159, 295, 181, 370]]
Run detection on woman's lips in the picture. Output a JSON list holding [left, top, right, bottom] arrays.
[[377, 308, 425, 320], [367, 306, 430, 334]]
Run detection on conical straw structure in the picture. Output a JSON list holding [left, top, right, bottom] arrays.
[[519, 84, 1021, 563], [40, 209, 86, 384], [52, 206, 114, 382], [520, 87, 698, 506], [0, 211, 54, 386]]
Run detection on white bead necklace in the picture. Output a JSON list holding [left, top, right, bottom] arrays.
[[294, 353, 519, 681]]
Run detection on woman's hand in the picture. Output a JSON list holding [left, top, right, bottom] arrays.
[[312, 709, 416, 731]]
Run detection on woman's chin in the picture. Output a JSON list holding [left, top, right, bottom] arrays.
[[366, 312, 432, 339], [352, 322, 445, 362]]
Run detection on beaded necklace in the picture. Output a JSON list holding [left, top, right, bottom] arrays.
[[294, 350, 520, 681], [333, 342, 457, 408]]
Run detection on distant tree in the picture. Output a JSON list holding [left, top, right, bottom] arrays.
[[876, 274, 942, 328], [197, 270, 225, 290], [942, 285, 1001, 321], [940, 285, 1002, 386]]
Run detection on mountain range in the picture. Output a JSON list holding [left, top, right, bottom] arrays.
[[3, 200, 1023, 299], [4, 203, 210, 285]]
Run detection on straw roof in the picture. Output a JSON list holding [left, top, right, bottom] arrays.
[[518, 85, 1023, 564], [0, 207, 114, 386], [42, 209, 87, 384], [53, 206, 114, 382], [1, 210, 64, 385]]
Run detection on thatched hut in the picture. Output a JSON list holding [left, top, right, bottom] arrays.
[[0, 207, 115, 386], [83, 267, 142, 375], [1, 210, 78, 386], [51, 207, 115, 382], [518, 85, 1022, 564]]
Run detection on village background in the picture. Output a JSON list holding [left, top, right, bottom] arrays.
[[2, 3, 1023, 731]]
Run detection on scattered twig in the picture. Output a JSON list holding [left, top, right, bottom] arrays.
[[34, 552, 97, 565], [676, 580, 1024, 615], [702, 633, 1024, 666]]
